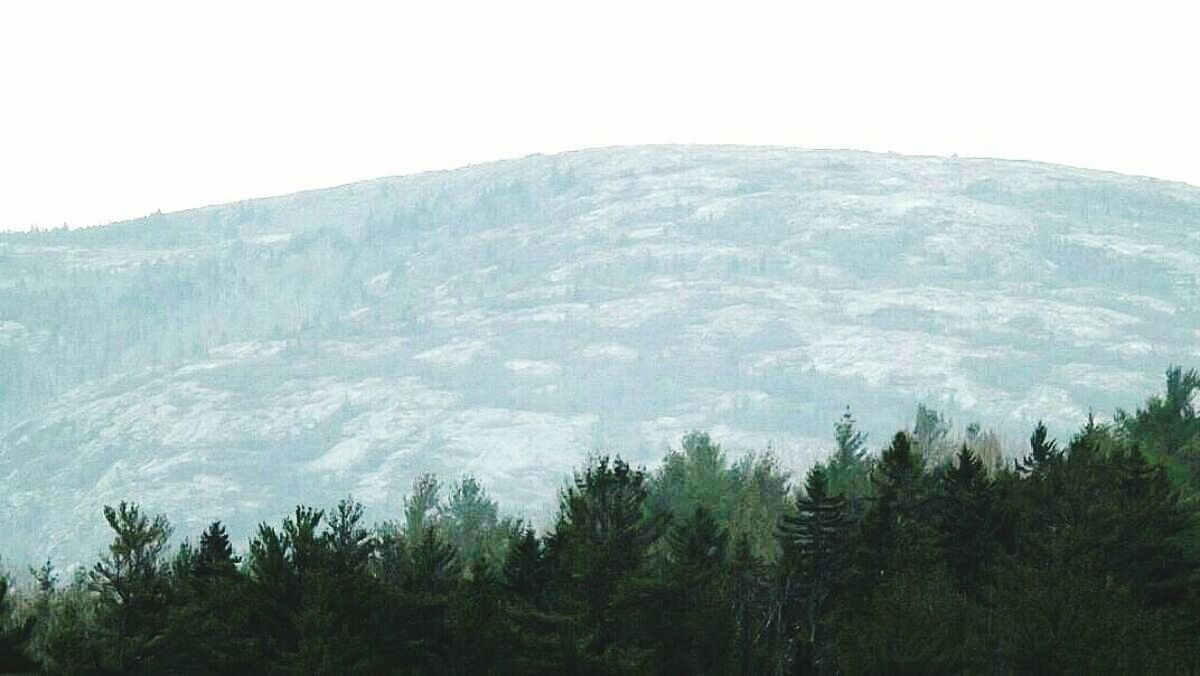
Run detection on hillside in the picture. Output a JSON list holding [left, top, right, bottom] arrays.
[[2, 145, 1199, 565]]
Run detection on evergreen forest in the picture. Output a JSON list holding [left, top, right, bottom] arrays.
[[3, 367, 1200, 674]]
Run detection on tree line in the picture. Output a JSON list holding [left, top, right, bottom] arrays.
[[2, 367, 1200, 674]]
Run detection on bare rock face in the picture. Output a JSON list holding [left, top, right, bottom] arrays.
[[2, 145, 1198, 565]]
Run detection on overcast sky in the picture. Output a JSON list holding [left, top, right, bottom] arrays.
[[1, 1, 1197, 231]]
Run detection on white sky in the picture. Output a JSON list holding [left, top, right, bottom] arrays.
[[1, 0, 1198, 231]]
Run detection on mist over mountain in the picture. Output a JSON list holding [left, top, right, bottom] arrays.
[[2, 145, 1198, 566]]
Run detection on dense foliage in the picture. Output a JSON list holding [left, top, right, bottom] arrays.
[[3, 368, 1200, 674]]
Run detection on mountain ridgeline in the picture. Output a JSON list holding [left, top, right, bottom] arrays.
[[2, 145, 1199, 566]]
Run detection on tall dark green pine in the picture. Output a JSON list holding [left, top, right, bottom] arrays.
[[859, 432, 930, 582], [502, 526, 545, 599], [88, 502, 174, 673], [1106, 444, 1195, 608], [727, 532, 769, 676], [936, 445, 998, 595], [778, 465, 850, 672], [402, 523, 461, 672], [649, 505, 733, 674], [195, 520, 240, 577], [1017, 421, 1060, 476], [406, 523, 461, 593], [280, 505, 342, 674], [500, 527, 563, 675], [243, 506, 328, 670], [839, 440, 982, 674], [548, 456, 663, 672], [450, 554, 509, 674], [163, 520, 253, 671], [245, 521, 295, 663], [311, 498, 380, 673], [0, 576, 36, 673]]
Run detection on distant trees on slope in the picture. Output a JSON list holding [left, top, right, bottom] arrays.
[[3, 367, 1200, 673]]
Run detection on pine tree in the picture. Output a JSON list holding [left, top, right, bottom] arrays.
[[88, 502, 174, 672], [651, 506, 733, 674], [324, 498, 376, 577], [725, 532, 761, 675], [826, 406, 873, 508], [500, 527, 563, 675], [312, 499, 380, 673], [276, 506, 333, 673], [407, 523, 461, 593], [549, 456, 662, 671], [1102, 444, 1194, 608], [243, 507, 327, 669], [1017, 421, 1060, 476], [394, 524, 461, 672], [0, 575, 36, 673], [443, 475, 505, 564], [1117, 366, 1200, 480], [859, 432, 932, 582], [834, 407, 868, 465], [451, 554, 510, 673], [404, 474, 443, 536], [163, 521, 252, 671], [936, 445, 997, 595], [195, 521, 240, 577], [647, 431, 732, 532], [778, 465, 849, 672], [502, 526, 545, 599]]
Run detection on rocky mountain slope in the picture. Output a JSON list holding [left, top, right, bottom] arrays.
[[2, 145, 1198, 565]]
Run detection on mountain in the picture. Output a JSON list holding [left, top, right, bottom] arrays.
[[2, 145, 1199, 566]]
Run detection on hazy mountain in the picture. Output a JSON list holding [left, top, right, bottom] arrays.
[[2, 145, 1198, 566]]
